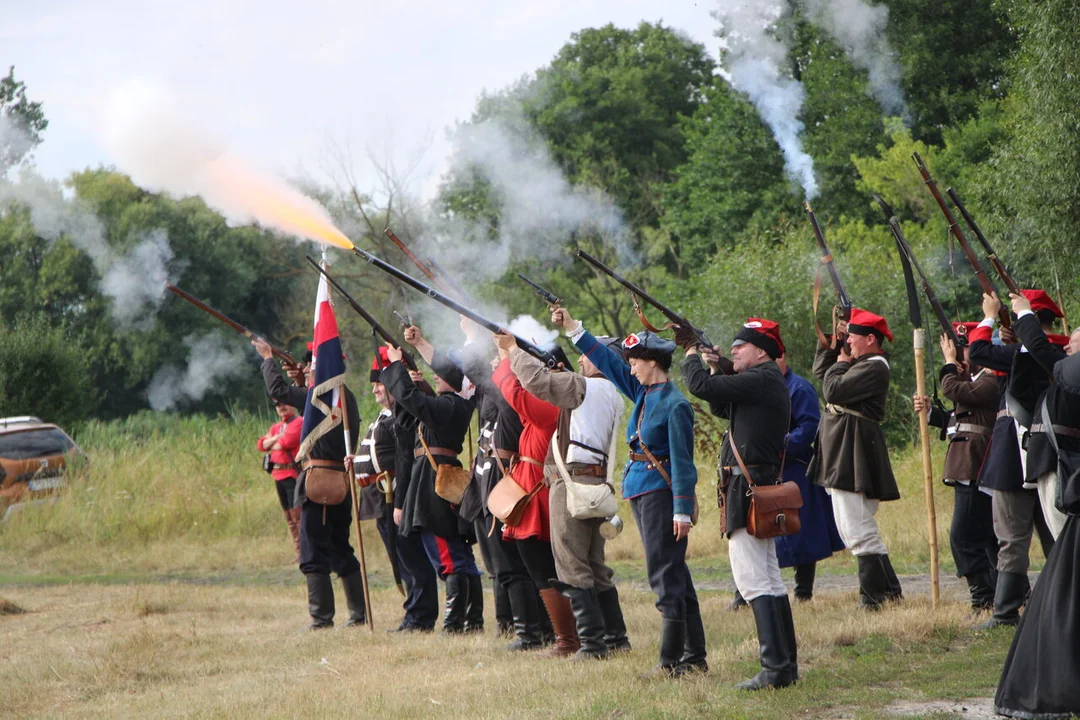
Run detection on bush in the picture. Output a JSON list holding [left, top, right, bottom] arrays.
[[0, 314, 97, 427]]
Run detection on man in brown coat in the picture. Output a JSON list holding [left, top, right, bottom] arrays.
[[811, 308, 902, 609], [915, 324, 1000, 610]]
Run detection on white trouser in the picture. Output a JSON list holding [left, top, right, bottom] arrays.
[[827, 488, 888, 556], [729, 529, 786, 601], [1036, 470, 1068, 540]]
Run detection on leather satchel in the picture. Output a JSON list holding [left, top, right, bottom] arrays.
[[305, 465, 349, 506], [729, 427, 802, 539], [418, 427, 470, 505], [486, 440, 542, 527]]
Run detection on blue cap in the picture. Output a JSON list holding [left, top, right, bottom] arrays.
[[622, 331, 676, 356]]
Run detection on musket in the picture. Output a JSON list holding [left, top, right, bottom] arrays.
[[517, 273, 562, 308], [805, 202, 853, 320], [383, 227, 470, 302], [1053, 263, 1070, 335], [392, 310, 413, 328], [912, 152, 1011, 330], [166, 284, 298, 366], [945, 188, 1020, 295], [576, 249, 713, 348], [352, 247, 564, 367], [873, 196, 962, 347], [303, 256, 423, 374]]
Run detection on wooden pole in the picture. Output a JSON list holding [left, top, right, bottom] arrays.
[[912, 329, 940, 608], [341, 387, 374, 632]]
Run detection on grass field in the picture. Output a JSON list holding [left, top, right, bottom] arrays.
[[0, 412, 1037, 718]]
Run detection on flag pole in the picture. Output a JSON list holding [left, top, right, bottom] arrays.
[[913, 328, 941, 608], [341, 385, 374, 632]]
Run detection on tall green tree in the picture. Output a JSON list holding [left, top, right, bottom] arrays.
[[0, 67, 48, 172]]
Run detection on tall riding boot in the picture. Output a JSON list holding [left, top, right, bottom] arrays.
[[442, 574, 467, 633], [965, 570, 997, 612], [284, 508, 302, 562], [856, 554, 890, 610], [597, 586, 631, 652], [642, 619, 687, 678], [537, 585, 555, 646], [464, 574, 485, 634], [504, 580, 543, 651], [776, 594, 798, 681], [881, 555, 904, 602], [553, 582, 607, 660], [340, 570, 367, 627], [539, 587, 580, 657], [679, 604, 708, 674], [495, 580, 514, 637], [734, 595, 797, 690], [793, 563, 816, 602], [977, 571, 1029, 630], [305, 573, 335, 630], [728, 588, 748, 611]]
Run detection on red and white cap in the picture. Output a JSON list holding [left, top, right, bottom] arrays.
[[848, 308, 893, 343], [1021, 289, 1064, 318], [732, 318, 785, 359]]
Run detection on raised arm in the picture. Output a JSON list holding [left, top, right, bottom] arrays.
[[509, 347, 586, 410], [380, 361, 462, 428], [822, 359, 890, 407], [681, 354, 767, 405], [493, 357, 560, 428], [940, 366, 1000, 410], [1013, 312, 1066, 375], [261, 358, 308, 411]]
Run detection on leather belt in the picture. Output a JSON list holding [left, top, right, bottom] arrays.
[[825, 403, 880, 423], [357, 469, 394, 481], [519, 456, 544, 467], [493, 449, 519, 461], [997, 408, 1015, 420], [1030, 423, 1080, 439], [628, 452, 668, 464], [415, 447, 456, 458], [567, 463, 607, 478], [952, 423, 991, 436], [302, 458, 344, 471], [271, 463, 299, 471]]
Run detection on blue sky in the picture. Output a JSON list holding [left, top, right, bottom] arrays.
[[5, 1, 720, 200]]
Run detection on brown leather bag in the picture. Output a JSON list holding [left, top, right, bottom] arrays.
[[729, 428, 802, 539], [305, 465, 348, 506], [485, 441, 542, 527], [418, 427, 470, 505]]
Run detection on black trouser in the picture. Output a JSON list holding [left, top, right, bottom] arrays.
[[950, 484, 999, 578], [516, 537, 560, 591], [631, 490, 700, 622], [395, 526, 439, 629], [475, 517, 532, 588], [274, 478, 298, 510], [299, 499, 361, 576]]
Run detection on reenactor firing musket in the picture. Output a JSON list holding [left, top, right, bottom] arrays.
[[945, 187, 1021, 295], [353, 247, 567, 368], [516, 273, 562, 309], [575, 249, 713, 349], [805, 202, 853, 348], [166, 283, 298, 366], [912, 152, 1012, 330], [874, 196, 963, 348]]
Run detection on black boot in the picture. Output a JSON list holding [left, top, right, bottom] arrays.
[[504, 580, 543, 651], [464, 574, 484, 633], [776, 594, 798, 681], [734, 595, 797, 690], [494, 580, 513, 637], [340, 571, 367, 627], [556, 583, 607, 660], [856, 554, 890, 610], [597, 587, 631, 653], [881, 555, 904, 602], [305, 573, 334, 630], [442, 574, 467, 633], [642, 619, 687, 678], [966, 570, 997, 612], [793, 563, 816, 602], [977, 571, 1029, 630], [728, 588, 748, 611], [679, 606, 708, 674]]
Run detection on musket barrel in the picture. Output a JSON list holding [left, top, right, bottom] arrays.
[[946, 188, 1021, 295], [166, 284, 297, 365]]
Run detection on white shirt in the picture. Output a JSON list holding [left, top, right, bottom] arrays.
[[567, 376, 623, 467]]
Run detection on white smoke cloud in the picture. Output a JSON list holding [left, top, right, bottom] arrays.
[[101, 79, 351, 248], [0, 114, 37, 176], [713, 1, 819, 199], [800, 0, 905, 116], [146, 331, 247, 411], [507, 314, 560, 349], [0, 169, 174, 327]]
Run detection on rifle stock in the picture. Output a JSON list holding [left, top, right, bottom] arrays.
[[575, 249, 712, 348], [166, 284, 298, 365]]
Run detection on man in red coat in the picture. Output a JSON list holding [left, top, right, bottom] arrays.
[[257, 399, 303, 561]]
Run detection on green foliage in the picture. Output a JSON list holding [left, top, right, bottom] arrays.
[[0, 66, 48, 171], [0, 313, 96, 427]]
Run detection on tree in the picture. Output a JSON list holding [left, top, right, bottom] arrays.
[[0, 67, 48, 172]]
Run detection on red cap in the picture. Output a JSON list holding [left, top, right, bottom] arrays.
[[848, 308, 893, 343], [371, 346, 392, 371], [952, 321, 980, 343], [1021, 289, 1063, 318], [733, 318, 785, 358]]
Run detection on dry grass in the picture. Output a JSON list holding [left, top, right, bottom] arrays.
[[0, 581, 1008, 720], [0, 597, 27, 615]]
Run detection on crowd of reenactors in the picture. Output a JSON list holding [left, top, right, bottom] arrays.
[[249, 282, 1080, 714]]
